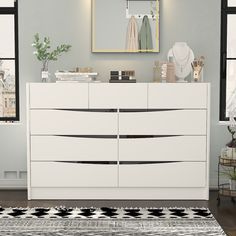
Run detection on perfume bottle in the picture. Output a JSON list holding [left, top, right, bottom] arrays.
[[160, 62, 168, 83], [166, 56, 176, 83], [153, 61, 161, 82]]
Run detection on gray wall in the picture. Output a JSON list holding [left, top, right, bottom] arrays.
[[0, 0, 228, 188]]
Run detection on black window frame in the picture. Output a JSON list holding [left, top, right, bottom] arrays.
[[220, 0, 236, 121], [0, 0, 19, 122]]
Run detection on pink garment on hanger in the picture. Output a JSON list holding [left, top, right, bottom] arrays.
[[126, 16, 139, 51]]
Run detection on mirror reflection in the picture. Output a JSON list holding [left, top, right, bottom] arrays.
[[92, 0, 159, 53]]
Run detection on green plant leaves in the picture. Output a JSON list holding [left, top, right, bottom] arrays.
[[32, 33, 71, 62], [220, 167, 236, 180]]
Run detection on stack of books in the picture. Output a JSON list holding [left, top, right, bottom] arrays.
[[55, 71, 99, 82]]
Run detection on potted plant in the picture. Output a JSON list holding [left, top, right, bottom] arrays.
[[32, 33, 71, 82], [221, 168, 236, 191], [226, 126, 236, 159]]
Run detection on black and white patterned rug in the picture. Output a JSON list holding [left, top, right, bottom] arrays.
[[0, 207, 226, 235]]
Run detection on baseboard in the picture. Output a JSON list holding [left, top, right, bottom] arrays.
[[0, 179, 27, 189], [28, 187, 209, 200], [210, 177, 218, 190], [0, 182, 218, 191]]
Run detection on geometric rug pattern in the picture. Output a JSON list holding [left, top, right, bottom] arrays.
[[0, 207, 226, 236], [0, 207, 214, 219]]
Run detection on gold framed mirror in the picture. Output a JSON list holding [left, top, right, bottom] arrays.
[[92, 0, 159, 53]]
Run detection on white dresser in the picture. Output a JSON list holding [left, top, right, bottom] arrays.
[[27, 83, 210, 200]]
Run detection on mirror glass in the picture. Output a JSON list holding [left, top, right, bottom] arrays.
[[228, 0, 236, 7], [92, 0, 159, 53]]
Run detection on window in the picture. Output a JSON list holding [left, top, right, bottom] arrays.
[[0, 0, 19, 121]]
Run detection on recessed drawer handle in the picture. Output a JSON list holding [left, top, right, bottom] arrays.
[[56, 135, 117, 139], [55, 109, 117, 113], [119, 135, 182, 139], [119, 161, 181, 165], [119, 109, 182, 113], [56, 161, 117, 165]]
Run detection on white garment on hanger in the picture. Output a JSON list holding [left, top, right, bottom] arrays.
[[126, 16, 139, 52]]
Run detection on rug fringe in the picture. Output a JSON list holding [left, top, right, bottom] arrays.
[[0, 206, 210, 210]]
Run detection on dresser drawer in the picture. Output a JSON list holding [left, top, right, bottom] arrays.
[[30, 110, 117, 135], [31, 162, 118, 187], [89, 83, 148, 108], [119, 136, 206, 162], [31, 136, 117, 161], [119, 110, 207, 135], [119, 162, 206, 187], [29, 83, 89, 109], [148, 83, 208, 109]]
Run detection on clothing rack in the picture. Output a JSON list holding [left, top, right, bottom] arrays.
[[126, 11, 156, 19], [127, 0, 157, 1], [126, 0, 157, 19]]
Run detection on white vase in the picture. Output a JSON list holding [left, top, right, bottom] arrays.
[[41, 60, 50, 82], [229, 179, 236, 191]]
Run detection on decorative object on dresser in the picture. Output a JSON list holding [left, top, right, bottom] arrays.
[[160, 62, 167, 82], [166, 56, 176, 83], [153, 61, 175, 83], [27, 82, 210, 200], [75, 67, 93, 73], [55, 71, 99, 83], [32, 33, 71, 82], [109, 71, 136, 83], [167, 42, 194, 82], [153, 61, 162, 82], [191, 56, 205, 82]]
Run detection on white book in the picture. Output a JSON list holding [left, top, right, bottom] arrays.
[[55, 71, 98, 76], [56, 80, 101, 83]]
